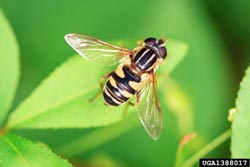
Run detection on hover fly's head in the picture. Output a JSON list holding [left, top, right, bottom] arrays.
[[144, 37, 167, 60]]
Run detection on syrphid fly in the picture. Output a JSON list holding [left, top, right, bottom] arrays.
[[65, 33, 167, 140]]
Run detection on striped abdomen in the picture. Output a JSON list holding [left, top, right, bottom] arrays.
[[103, 65, 142, 106], [132, 47, 158, 72]]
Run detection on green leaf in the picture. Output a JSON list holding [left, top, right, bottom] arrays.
[[162, 78, 194, 134], [0, 8, 20, 125], [7, 40, 188, 130], [7, 55, 125, 129], [0, 133, 73, 167], [55, 113, 138, 157], [231, 64, 250, 158]]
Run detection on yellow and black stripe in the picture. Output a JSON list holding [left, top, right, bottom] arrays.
[[103, 65, 141, 106], [103, 37, 167, 106]]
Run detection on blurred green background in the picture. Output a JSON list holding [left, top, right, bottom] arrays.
[[0, 0, 249, 166]]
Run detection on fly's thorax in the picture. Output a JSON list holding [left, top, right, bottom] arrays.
[[132, 47, 159, 72], [132, 36, 167, 73]]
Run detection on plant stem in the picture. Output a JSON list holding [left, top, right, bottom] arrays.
[[181, 129, 231, 167], [174, 133, 196, 167]]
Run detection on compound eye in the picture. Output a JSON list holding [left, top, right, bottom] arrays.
[[158, 39, 164, 45], [144, 37, 157, 46], [159, 47, 167, 59]]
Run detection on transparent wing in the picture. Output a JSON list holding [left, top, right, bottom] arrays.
[[64, 33, 132, 66], [136, 74, 162, 140]]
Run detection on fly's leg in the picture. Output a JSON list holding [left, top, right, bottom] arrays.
[[88, 73, 111, 103], [121, 100, 135, 118], [128, 101, 135, 106]]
